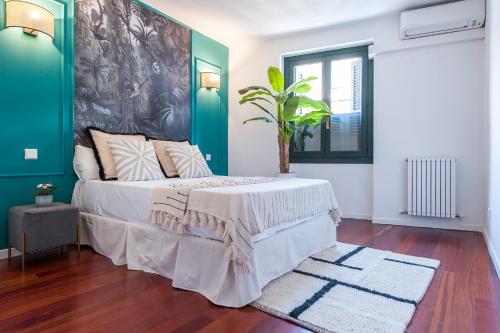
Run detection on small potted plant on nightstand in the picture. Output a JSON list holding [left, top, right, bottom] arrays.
[[35, 183, 55, 207]]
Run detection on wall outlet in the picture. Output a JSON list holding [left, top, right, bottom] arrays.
[[24, 148, 38, 160], [205, 154, 211, 161], [488, 208, 492, 220]]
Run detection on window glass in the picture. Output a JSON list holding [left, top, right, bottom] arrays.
[[293, 62, 322, 152], [330, 57, 362, 152]]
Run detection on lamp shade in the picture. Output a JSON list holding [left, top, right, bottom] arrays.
[[5, 0, 55, 39], [200, 72, 221, 90]]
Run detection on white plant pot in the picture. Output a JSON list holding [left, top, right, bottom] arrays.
[[275, 172, 297, 179], [36, 195, 53, 207]]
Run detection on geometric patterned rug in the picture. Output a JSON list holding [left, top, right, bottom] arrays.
[[252, 242, 439, 333]]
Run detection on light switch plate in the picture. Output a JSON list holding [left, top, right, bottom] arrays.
[[25, 148, 38, 160], [205, 154, 212, 161]]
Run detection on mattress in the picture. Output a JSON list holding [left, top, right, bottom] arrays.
[[72, 179, 329, 242]]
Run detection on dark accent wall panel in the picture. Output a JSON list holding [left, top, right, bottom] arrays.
[[74, 0, 191, 146]]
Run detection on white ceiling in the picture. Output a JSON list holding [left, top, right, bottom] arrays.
[[147, 0, 457, 37]]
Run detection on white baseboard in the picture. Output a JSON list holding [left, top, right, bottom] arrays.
[[341, 212, 372, 220], [483, 228, 500, 279], [0, 248, 20, 260], [372, 216, 483, 232]]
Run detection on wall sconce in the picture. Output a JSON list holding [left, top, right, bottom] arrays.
[[200, 72, 221, 90], [5, 0, 55, 39]]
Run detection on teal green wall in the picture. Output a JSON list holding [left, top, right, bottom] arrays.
[[191, 31, 229, 175], [0, 2, 228, 250], [0, 0, 75, 250]]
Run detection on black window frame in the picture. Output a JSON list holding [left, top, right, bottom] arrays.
[[284, 45, 373, 164]]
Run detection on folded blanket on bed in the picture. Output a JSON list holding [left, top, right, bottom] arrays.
[[150, 176, 274, 228], [149, 176, 342, 273]]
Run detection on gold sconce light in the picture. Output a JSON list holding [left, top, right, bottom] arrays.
[[200, 72, 221, 90], [5, 0, 55, 39]]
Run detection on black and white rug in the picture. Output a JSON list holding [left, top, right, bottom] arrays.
[[252, 243, 439, 333]]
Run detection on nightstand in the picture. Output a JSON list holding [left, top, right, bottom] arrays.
[[8, 203, 80, 271]]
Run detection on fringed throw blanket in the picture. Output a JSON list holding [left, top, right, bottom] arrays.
[[150, 176, 342, 273]]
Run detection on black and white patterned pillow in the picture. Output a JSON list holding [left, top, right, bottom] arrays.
[[164, 142, 213, 178], [107, 139, 165, 181]]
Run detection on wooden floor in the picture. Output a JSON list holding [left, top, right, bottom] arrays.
[[0, 219, 499, 333]]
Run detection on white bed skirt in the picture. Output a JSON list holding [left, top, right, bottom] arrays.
[[80, 212, 337, 307]]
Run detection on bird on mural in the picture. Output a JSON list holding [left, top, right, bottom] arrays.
[[129, 79, 149, 99], [89, 0, 106, 41]]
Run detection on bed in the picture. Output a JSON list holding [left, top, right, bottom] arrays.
[[72, 176, 341, 307]]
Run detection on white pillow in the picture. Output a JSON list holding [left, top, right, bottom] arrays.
[[107, 139, 165, 181], [164, 142, 213, 178], [73, 145, 100, 181]]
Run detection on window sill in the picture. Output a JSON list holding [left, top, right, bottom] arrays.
[[290, 157, 373, 164]]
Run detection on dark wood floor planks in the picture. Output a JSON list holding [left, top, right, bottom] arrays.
[[0, 219, 498, 333]]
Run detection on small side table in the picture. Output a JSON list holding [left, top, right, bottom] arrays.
[[8, 203, 80, 270]]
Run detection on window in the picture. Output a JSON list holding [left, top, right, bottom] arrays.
[[284, 45, 373, 164]]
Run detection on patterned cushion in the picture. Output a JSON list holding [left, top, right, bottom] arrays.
[[151, 140, 188, 177], [107, 139, 165, 181], [87, 127, 146, 180], [164, 142, 213, 178]]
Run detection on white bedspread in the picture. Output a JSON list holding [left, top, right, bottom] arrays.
[[72, 178, 336, 243], [150, 177, 342, 273]]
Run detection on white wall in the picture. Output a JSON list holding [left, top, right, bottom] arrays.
[[292, 164, 373, 219], [373, 40, 485, 231], [229, 13, 487, 229], [485, 0, 500, 276]]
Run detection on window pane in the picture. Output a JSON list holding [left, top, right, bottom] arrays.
[[330, 57, 362, 152], [292, 62, 322, 152]]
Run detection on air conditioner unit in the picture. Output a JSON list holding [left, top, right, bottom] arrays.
[[400, 0, 485, 40]]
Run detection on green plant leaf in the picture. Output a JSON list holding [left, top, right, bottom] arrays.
[[292, 82, 312, 94], [238, 86, 272, 95], [295, 111, 330, 127], [295, 118, 320, 127], [300, 110, 331, 120], [239, 90, 273, 104], [250, 102, 278, 122], [267, 66, 284, 93], [240, 90, 271, 101], [284, 76, 317, 95], [283, 96, 300, 121], [298, 96, 330, 111], [239, 96, 273, 105], [243, 117, 273, 124]]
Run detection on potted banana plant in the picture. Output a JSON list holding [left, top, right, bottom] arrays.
[[239, 66, 332, 176]]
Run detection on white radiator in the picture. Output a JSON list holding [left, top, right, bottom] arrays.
[[407, 158, 456, 218]]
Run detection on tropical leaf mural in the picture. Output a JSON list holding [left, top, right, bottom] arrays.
[[75, 0, 191, 146]]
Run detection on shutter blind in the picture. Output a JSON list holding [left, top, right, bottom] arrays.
[[352, 59, 362, 112]]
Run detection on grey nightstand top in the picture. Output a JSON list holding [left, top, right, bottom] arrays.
[[10, 203, 79, 214]]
